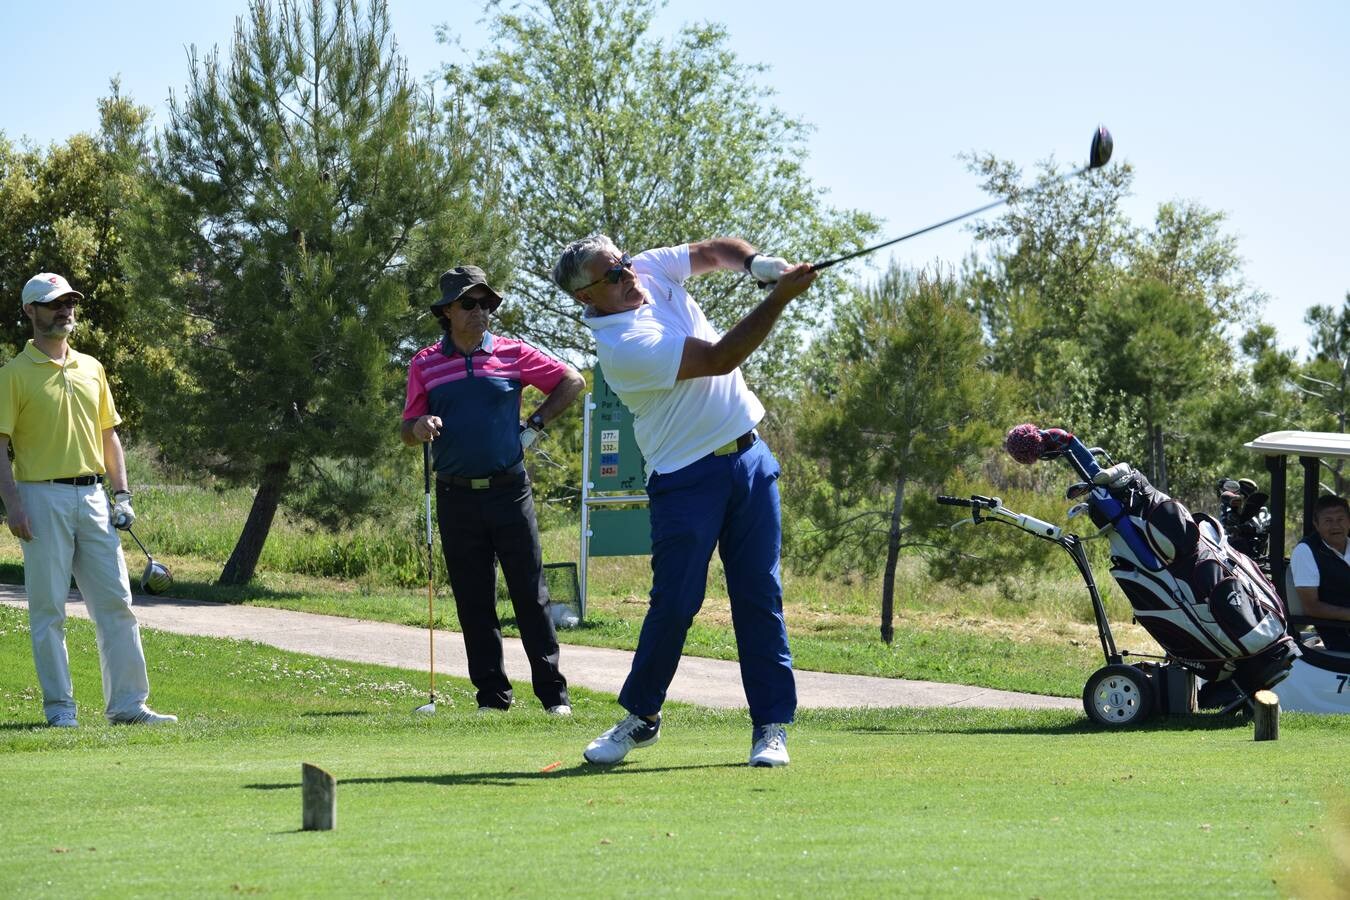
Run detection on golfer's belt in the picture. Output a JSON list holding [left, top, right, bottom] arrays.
[[713, 431, 758, 457]]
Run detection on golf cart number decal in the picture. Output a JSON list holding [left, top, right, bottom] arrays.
[[1337, 675, 1348, 694]]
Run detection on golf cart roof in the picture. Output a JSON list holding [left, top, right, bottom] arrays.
[[1244, 430, 1350, 459]]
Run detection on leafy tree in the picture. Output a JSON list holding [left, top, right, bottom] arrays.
[[0, 85, 152, 419], [1079, 279, 1223, 491], [1128, 200, 1264, 325], [1297, 296, 1350, 492], [125, 0, 510, 584], [963, 150, 1135, 385], [443, 0, 877, 384], [792, 267, 1010, 642]]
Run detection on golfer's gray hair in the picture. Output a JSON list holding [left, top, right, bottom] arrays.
[[552, 234, 621, 294]]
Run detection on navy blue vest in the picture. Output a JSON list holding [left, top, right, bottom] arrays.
[[1298, 536, 1350, 610]]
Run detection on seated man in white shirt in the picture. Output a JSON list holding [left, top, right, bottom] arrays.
[[1288, 494, 1350, 651]]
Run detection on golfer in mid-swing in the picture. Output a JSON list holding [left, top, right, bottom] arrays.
[[554, 235, 816, 767]]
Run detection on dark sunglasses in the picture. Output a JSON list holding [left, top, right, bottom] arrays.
[[577, 253, 632, 293], [41, 299, 79, 311], [457, 296, 493, 311]]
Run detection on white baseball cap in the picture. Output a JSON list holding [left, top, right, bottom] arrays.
[[21, 273, 83, 306]]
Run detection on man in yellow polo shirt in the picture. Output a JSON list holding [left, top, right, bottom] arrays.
[[0, 273, 175, 728]]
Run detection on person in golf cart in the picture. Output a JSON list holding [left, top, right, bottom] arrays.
[[0, 273, 176, 728], [401, 266, 585, 715], [1288, 494, 1350, 652]]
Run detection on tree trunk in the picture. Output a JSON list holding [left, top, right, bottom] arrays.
[[880, 475, 906, 644], [220, 458, 292, 585], [1152, 423, 1168, 493]]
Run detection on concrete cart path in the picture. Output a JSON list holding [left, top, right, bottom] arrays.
[[0, 586, 1077, 711]]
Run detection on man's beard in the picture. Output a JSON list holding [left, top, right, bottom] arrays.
[[38, 320, 75, 338]]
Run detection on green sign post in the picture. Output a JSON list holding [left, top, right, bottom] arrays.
[[579, 365, 651, 615]]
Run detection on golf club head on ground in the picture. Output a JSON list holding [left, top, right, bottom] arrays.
[[126, 526, 173, 594], [413, 699, 436, 715], [141, 558, 173, 595]]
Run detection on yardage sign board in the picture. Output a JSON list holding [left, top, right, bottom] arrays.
[[588, 364, 647, 492]]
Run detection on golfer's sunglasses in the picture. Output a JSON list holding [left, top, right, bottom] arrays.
[[41, 299, 79, 311], [576, 254, 632, 293], [456, 296, 492, 311]]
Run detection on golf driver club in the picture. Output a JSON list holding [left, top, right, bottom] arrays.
[[809, 125, 1113, 273], [413, 441, 438, 715], [125, 526, 173, 595]]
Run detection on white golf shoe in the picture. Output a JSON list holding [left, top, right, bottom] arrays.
[[111, 707, 178, 726], [583, 713, 660, 764], [546, 704, 573, 717], [749, 723, 789, 768]]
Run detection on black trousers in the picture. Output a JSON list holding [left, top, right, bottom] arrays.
[[435, 475, 568, 709]]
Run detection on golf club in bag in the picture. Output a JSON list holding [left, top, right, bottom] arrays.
[[125, 526, 173, 595], [808, 126, 1113, 274], [414, 442, 437, 715]]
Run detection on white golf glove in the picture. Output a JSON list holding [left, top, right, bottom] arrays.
[[110, 490, 136, 530], [746, 254, 792, 285], [520, 422, 544, 450]]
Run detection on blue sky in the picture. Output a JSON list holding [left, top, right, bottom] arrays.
[[2, 1, 1345, 354]]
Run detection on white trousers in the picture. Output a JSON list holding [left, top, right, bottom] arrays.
[[17, 481, 150, 722]]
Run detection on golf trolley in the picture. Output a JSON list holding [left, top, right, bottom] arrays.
[[940, 423, 1301, 728], [937, 493, 1209, 727]]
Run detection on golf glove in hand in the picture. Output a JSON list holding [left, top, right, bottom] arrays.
[[746, 254, 792, 285], [520, 422, 544, 451], [110, 491, 136, 530]]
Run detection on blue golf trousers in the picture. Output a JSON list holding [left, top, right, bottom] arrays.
[[618, 438, 796, 726]]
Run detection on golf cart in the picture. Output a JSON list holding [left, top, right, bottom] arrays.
[[1245, 431, 1350, 714]]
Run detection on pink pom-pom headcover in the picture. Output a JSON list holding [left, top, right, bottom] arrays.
[[1005, 423, 1044, 464], [1005, 424, 1076, 465]]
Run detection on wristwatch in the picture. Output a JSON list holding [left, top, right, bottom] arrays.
[[527, 413, 545, 431]]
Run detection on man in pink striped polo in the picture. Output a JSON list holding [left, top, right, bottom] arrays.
[[401, 266, 585, 714]]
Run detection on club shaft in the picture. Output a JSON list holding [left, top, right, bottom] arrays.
[[812, 165, 1087, 271], [423, 442, 435, 700], [127, 526, 153, 562]]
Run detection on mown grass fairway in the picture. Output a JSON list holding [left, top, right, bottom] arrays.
[[1, 607, 1346, 897]]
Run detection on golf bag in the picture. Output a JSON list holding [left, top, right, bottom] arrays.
[[1086, 467, 1298, 691], [1003, 424, 1299, 693]]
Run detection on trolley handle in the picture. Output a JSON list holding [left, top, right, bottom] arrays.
[[936, 494, 1000, 509]]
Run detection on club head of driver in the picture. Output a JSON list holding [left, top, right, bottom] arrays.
[[413, 701, 436, 715], [1089, 125, 1113, 169], [140, 558, 173, 595]]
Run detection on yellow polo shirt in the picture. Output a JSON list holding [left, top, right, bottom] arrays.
[[0, 341, 121, 481]]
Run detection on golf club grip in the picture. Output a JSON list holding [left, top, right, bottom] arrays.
[[936, 495, 971, 507]]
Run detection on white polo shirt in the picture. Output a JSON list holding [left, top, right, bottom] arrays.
[[584, 244, 763, 481], [1290, 537, 1350, 587]]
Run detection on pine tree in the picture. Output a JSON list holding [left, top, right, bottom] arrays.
[[126, 0, 510, 584]]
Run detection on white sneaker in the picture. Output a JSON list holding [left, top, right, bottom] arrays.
[[48, 714, 78, 728], [583, 713, 660, 764], [546, 704, 572, 717], [749, 724, 789, 767], [112, 707, 178, 726]]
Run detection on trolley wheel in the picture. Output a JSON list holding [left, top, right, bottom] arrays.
[[1082, 664, 1155, 727]]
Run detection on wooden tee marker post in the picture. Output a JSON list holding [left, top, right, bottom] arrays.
[[1253, 690, 1280, 742], [302, 763, 337, 830]]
